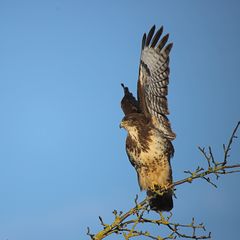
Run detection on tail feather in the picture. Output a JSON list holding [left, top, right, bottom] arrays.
[[147, 190, 173, 212]]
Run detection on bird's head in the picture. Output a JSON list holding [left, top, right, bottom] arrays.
[[120, 113, 148, 131], [120, 116, 135, 130]]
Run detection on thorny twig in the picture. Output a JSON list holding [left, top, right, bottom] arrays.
[[87, 122, 240, 240]]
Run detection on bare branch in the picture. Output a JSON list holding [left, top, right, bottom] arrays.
[[88, 122, 240, 239], [222, 121, 240, 165]]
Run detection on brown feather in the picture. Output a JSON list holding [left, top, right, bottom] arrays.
[[121, 83, 140, 115], [120, 26, 176, 212], [145, 25, 156, 46], [157, 34, 169, 50], [151, 26, 163, 48], [141, 33, 146, 50]]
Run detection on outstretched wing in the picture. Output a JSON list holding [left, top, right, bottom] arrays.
[[138, 25, 176, 140], [121, 83, 140, 115]]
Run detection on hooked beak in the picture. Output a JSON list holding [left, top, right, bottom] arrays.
[[119, 121, 125, 129]]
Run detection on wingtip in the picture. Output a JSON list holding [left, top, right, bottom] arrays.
[[157, 33, 170, 50], [165, 33, 170, 39], [151, 24, 156, 31], [146, 25, 156, 47], [165, 42, 173, 54], [142, 33, 147, 50], [168, 42, 173, 48], [121, 83, 128, 93], [150, 25, 164, 48]]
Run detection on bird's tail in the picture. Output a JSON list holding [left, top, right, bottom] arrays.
[[147, 190, 173, 212]]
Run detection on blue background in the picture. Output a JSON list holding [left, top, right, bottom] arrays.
[[0, 0, 240, 239]]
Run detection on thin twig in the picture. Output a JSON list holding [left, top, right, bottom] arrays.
[[223, 121, 240, 165], [88, 122, 240, 240]]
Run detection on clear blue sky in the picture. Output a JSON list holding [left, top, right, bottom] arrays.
[[0, 0, 240, 239]]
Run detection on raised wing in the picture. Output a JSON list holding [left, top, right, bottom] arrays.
[[121, 83, 140, 115], [138, 25, 176, 140]]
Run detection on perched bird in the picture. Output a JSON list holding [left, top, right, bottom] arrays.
[[120, 25, 175, 212]]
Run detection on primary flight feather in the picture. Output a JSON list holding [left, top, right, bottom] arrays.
[[120, 25, 175, 211]]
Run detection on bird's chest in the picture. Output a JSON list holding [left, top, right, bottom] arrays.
[[126, 131, 166, 168]]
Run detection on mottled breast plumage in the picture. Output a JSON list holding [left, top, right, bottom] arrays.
[[120, 25, 175, 212], [125, 123, 173, 191]]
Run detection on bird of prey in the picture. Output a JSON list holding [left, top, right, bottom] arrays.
[[120, 25, 175, 212]]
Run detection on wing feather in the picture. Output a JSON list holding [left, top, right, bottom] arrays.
[[137, 26, 175, 140], [157, 34, 169, 50], [121, 83, 140, 115], [141, 33, 146, 50], [145, 25, 156, 46], [151, 26, 163, 48]]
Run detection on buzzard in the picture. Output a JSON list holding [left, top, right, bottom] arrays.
[[120, 25, 175, 212]]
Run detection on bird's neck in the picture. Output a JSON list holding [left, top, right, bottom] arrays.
[[127, 126, 139, 142], [127, 125, 153, 152]]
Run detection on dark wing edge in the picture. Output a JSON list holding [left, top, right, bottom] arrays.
[[138, 25, 176, 140], [121, 83, 140, 115]]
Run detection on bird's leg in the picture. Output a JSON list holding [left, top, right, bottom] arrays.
[[150, 184, 164, 196]]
